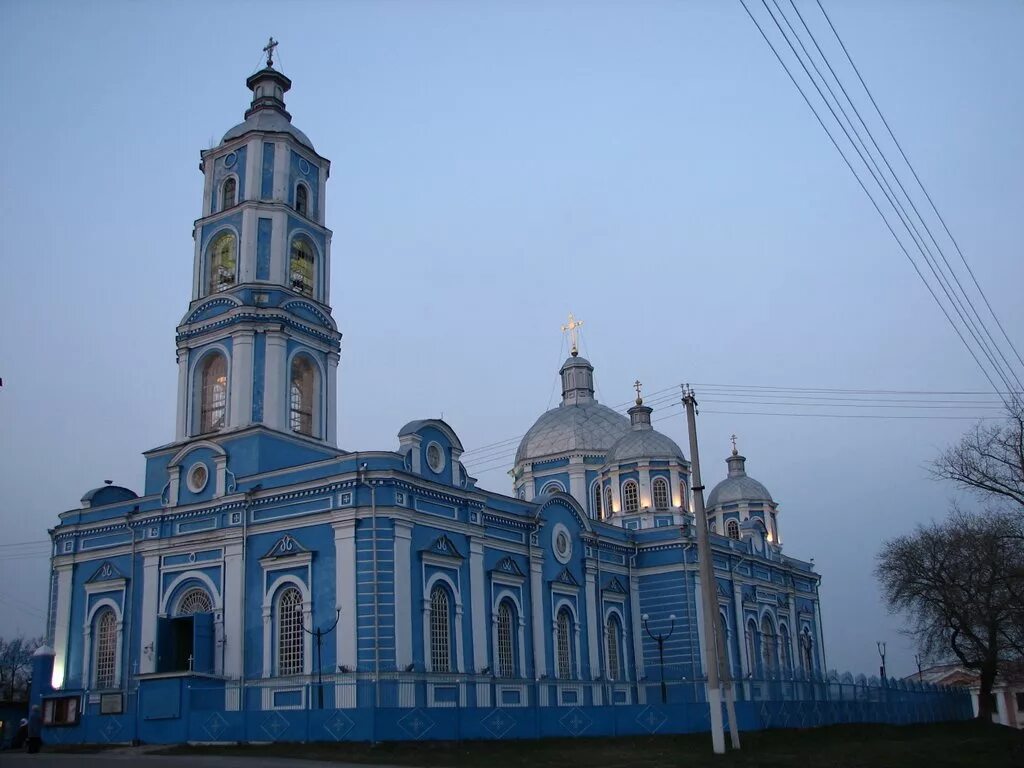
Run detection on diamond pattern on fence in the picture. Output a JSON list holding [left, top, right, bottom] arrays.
[[559, 707, 592, 737], [204, 712, 229, 740], [635, 705, 667, 734], [324, 710, 355, 741], [100, 717, 123, 742], [481, 708, 517, 738], [398, 708, 436, 740], [261, 711, 289, 741]]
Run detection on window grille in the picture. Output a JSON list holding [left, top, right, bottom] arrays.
[[652, 478, 669, 511], [497, 600, 515, 677], [746, 621, 758, 676], [199, 354, 228, 433], [801, 630, 813, 673], [622, 480, 639, 513], [593, 483, 602, 519], [605, 487, 613, 516], [296, 184, 308, 216], [221, 177, 236, 210], [207, 232, 237, 293], [94, 608, 117, 689], [761, 617, 776, 676], [606, 617, 621, 681], [556, 608, 572, 679], [289, 356, 315, 435], [289, 238, 315, 297], [430, 586, 451, 672], [727, 520, 740, 540], [779, 626, 790, 672], [176, 588, 212, 616], [277, 587, 304, 676]]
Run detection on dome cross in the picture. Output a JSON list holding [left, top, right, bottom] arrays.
[[730, 434, 738, 455], [634, 379, 643, 404], [263, 37, 278, 68], [561, 312, 584, 357]]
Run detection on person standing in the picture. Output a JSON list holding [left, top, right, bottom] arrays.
[[26, 706, 42, 754]]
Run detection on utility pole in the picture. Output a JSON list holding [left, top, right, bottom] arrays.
[[683, 385, 738, 753]]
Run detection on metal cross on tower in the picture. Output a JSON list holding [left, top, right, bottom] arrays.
[[561, 313, 584, 356], [731, 433, 738, 455], [634, 379, 643, 402], [263, 37, 278, 68]]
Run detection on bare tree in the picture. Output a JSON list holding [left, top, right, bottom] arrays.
[[932, 401, 1024, 515], [876, 509, 1024, 720], [0, 636, 42, 701]]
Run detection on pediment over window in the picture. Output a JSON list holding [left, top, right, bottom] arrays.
[[262, 534, 310, 560], [553, 567, 579, 587], [87, 561, 126, 583], [602, 576, 627, 595], [492, 556, 524, 578], [423, 534, 463, 560]]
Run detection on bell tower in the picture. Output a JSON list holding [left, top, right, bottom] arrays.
[[174, 41, 341, 446]]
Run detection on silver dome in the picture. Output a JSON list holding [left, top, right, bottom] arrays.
[[515, 403, 630, 465], [604, 428, 685, 465], [706, 453, 774, 508], [222, 110, 315, 151]]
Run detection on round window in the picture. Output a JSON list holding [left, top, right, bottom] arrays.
[[224, 151, 237, 169], [552, 523, 573, 564], [187, 463, 208, 493], [426, 442, 445, 473]]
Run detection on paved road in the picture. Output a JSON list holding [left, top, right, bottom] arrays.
[[0, 752, 410, 768]]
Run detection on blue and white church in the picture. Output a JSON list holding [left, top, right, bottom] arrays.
[[32, 54, 827, 742]]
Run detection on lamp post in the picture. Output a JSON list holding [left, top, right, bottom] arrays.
[[642, 613, 676, 703], [303, 608, 342, 709], [915, 653, 923, 682], [876, 641, 887, 684]]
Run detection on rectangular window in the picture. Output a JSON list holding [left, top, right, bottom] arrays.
[[43, 696, 80, 726]]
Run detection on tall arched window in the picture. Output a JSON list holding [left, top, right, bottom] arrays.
[[496, 599, 516, 678], [221, 177, 236, 211], [622, 480, 639, 513], [93, 607, 117, 689], [289, 355, 316, 436], [606, 615, 623, 681], [289, 237, 315, 297], [605, 486, 614, 516], [779, 625, 791, 674], [175, 588, 212, 616], [680, 482, 687, 509], [198, 353, 228, 433], [207, 232, 237, 294], [745, 619, 758, 679], [761, 616, 776, 677], [652, 477, 669, 511], [592, 482, 603, 519], [430, 585, 452, 673], [727, 520, 740, 540], [277, 587, 304, 676], [295, 183, 309, 217], [556, 607, 573, 679]]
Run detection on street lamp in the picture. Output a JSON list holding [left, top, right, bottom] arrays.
[[303, 608, 342, 709], [876, 641, 887, 684], [642, 613, 676, 703]]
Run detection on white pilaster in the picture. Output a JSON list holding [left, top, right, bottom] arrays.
[[239, 208, 256, 284], [50, 566, 73, 689], [568, 458, 586, 509], [469, 537, 487, 678], [334, 520, 357, 671], [244, 138, 260, 202], [733, 582, 747, 679], [530, 557, 545, 677], [584, 562, 600, 692], [223, 542, 243, 678], [139, 555, 159, 675], [392, 521, 412, 669], [628, 573, 643, 682], [264, 330, 287, 430], [638, 468, 651, 509], [175, 348, 189, 441], [230, 331, 255, 428], [669, 467, 681, 507], [273, 140, 289, 202]]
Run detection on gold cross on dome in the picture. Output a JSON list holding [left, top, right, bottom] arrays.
[[263, 37, 278, 68], [634, 379, 643, 401], [561, 313, 584, 356], [730, 434, 738, 455]]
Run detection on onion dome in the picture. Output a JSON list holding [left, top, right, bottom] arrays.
[[514, 352, 630, 465], [603, 390, 685, 466], [706, 446, 773, 508]]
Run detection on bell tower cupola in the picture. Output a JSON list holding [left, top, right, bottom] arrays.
[[172, 41, 342, 447]]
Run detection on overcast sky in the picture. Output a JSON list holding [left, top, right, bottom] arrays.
[[1, 0, 1021, 679]]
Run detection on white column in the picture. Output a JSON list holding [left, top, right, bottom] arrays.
[[264, 331, 287, 430], [273, 140, 289, 202], [638, 468, 651, 509], [223, 542, 243, 678], [51, 566, 73, 688], [393, 521, 412, 669], [628, 573, 643, 682], [229, 331, 255, 428], [239, 208, 256, 283], [584, 562, 601, 702], [270, 209, 287, 284], [326, 351, 340, 445], [139, 555, 159, 675], [669, 467, 681, 507], [244, 138, 260, 202], [334, 521, 357, 671], [733, 582, 747, 679], [175, 348, 189, 441], [568, 458, 586, 509], [530, 557, 545, 677], [611, 471, 622, 514], [522, 467, 535, 501], [469, 537, 487, 679]]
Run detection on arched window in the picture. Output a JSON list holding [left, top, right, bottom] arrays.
[[779, 625, 791, 674], [761, 616, 776, 677], [93, 607, 117, 689], [727, 520, 740, 540], [496, 599, 516, 678], [606, 614, 623, 681], [207, 232, 237, 294], [605, 486, 614, 516], [541, 481, 563, 495], [198, 353, 228, 433], [276, 587, 304, 676], [622, 480, 639, 513], [652, 477, 669, 511], [289, 237, 315, 297], [556, 607, 573, 679], [745, 619, 758, 679], [592, 482, 603, 519], [221, 177, 236, 211], [175, 588, 212, 616], [800, 629, 814, 676], [295, 183, 309, 217], [289, 355, 316, 436], [680, 481, 687, 509], [430, 585, 453, 673]]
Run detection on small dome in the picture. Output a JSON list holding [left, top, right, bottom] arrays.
[[222, 110, 315, 152], [604, 428, 685, 465], [516, 402, 629, 464], [706, 452, 773, 508]]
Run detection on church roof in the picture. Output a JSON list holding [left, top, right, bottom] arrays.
[[515, 402, 629, 465], [706, 451, 774, 508], [222, 109, 315, 152], [605, 428, 685, 465]]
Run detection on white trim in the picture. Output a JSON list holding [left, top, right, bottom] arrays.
[[187, 343, 232, 437], [219, 173, 240, 213], [159, 570, 222, 616], [82, 598, 123, 690], [285, 348, 325, 439], [422, 572, 464, 673], [202, 224, 241, 299], [262, 574, 312, 678], [392, 521, 413, 669], [551, 598, 581, 679]]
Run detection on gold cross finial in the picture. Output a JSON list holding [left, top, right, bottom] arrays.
[[730, 434, 738, 455], [263, 37, 278, 68], [634, 379, 643, 404], [561, 313, 584, 357]]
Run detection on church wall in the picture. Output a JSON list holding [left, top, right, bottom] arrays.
[[356, 517, 396, 671], [209, 146, 247, 214], [637, 570, 699, 682], [288, 149, 321, 218]]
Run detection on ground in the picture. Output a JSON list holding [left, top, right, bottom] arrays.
[[6, 722, 1022, 767]]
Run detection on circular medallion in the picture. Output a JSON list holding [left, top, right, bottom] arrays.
[[426, 442, 445, 473], [552, 522, 573, 564], [224, 152, 237, 169], [186, 463, 209, 493], [298, 158, 310, 175]]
